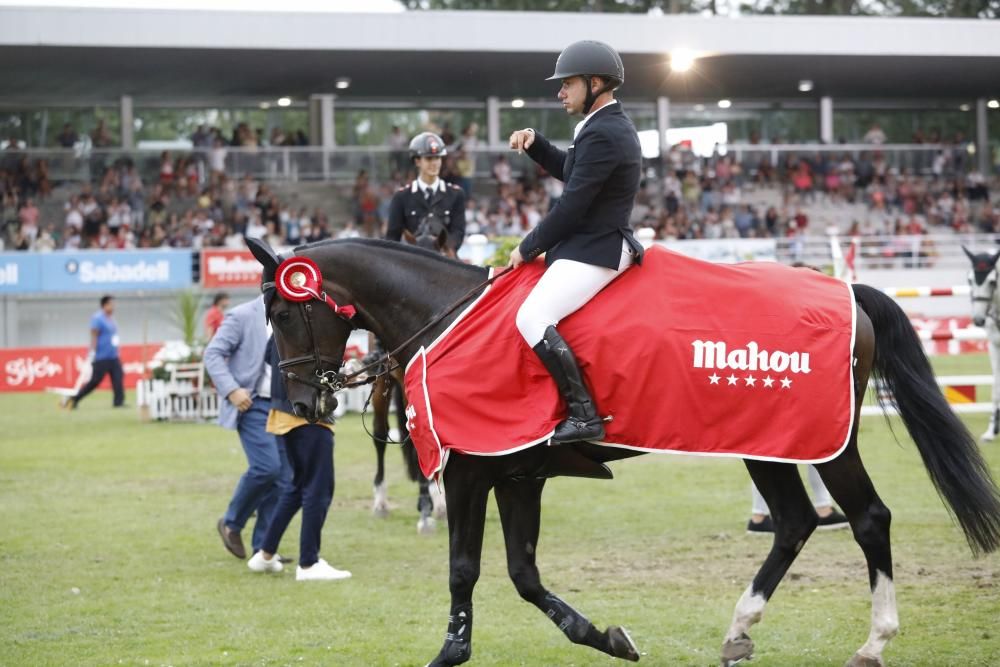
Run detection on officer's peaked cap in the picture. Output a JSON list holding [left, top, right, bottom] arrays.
[[547, 40, 624, 87]]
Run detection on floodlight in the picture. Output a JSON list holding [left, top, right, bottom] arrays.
[[511, 99, 525, 109], [335, 78, 351, 90], [988, 100, 999, 109], [959, 104, 971, 112], [717, 99, 732, 109], [798, 80, 813, 93], [670, 48, 696, 73], [277, 97, 292, 107]]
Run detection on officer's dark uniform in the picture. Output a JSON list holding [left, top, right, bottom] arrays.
[[385, 132, 466, 254], [386, 180, 466, 253]]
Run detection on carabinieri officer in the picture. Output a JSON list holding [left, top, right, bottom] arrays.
[[508, 40, 643, 445], [386, 131, 466, 256]]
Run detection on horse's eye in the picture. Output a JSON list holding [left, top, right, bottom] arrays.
[[276, 311, 291, 324]]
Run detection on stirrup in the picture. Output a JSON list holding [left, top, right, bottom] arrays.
[[551, 416, 605, 444]]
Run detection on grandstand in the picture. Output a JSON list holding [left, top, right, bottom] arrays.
[[1, 5, 999, 346]]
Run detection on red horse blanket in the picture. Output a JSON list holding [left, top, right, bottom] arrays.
[[403, 246, 856, 480]]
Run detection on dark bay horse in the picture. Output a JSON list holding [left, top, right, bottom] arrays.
[[247, 237, 1000, 667]]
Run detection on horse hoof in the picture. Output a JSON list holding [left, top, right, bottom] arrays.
[[418, 516, 436, 534], [608, 626, 640, 661], [980, 431, 995, 443], [844, 652, 883, 667], [720, 633, 754, 666], [373, 504, 389, 519], [425, 640, 470, 666]]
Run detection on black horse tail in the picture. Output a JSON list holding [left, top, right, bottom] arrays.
[[394, 379, 423, 483], [853, 283, 1000, 555]]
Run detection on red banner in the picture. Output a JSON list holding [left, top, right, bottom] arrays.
[[0, 344, 160, 393], [201, 249, 263, 288]]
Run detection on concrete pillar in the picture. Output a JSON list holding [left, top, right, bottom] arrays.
[[487, 96, 501, 148], [976, 98, 989, 175], [819, 96, 833, 144], [120, 95, 134, 149], [308, 94, 336, 148], [656, 96, 671, 158]]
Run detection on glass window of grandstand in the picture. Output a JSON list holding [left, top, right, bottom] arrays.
[[833, 106, 977, 176], [0, 107, 121, 148], [670, 103, 819, 145], [334, 107, 487, 182], [133, 107, 309, 147]]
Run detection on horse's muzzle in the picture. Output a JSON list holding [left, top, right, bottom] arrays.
[[974, 316, 986, 327], [293, 391, 338, 423]]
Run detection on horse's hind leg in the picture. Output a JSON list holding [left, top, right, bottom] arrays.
[[370, 374, 391, 517], [814, 445, 897, 667], [722, 461, 816, 666], [493, 478, 639, 662]]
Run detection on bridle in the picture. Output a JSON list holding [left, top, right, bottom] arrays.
[[971, 267, 1000, 328], [262, 254, 512, 399]]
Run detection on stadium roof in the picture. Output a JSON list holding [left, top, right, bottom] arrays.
[[1, 6, 999, 105]]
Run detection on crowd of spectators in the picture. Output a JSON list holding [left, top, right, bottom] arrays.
[[0, 121, 997, 253]]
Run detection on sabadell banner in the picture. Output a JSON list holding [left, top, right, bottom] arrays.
[[0, 250, 193, 293]]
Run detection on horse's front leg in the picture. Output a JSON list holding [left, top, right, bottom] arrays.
[[494, 478, 639, 662], [427, 454, 492, 667], [983, 329, 1000, 442]]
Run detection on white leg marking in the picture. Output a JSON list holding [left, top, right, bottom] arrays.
[[372, 481, 389, 516], [856, 571, 899, 662], [429, 478, 447, 519], [725, 585, 767, 642]]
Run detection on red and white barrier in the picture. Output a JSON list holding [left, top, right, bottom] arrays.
[[882, 285, 970, 298]]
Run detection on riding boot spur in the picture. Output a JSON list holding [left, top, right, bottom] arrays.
[[531, 325, 605, 444]]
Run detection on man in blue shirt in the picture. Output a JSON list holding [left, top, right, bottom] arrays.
[[65, 294, 125, 409]]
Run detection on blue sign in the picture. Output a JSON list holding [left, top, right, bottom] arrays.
[[0, 253, 42, 293], [40, 250, 193, 292]]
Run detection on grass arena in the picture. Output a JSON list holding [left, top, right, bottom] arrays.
[[2, 352, 998, 666]]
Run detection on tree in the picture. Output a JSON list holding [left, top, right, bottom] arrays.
[[399, 0, 999, 15], [399, 0, 710, 14]]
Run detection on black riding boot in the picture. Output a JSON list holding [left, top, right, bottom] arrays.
[[531, 325, 605, 444]]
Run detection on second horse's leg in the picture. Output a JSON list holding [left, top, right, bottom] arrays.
[[371, 374, 391, 517], [494, 478, 639, 662]]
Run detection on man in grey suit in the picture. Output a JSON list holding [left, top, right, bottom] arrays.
[[204, 295, 291, 560]]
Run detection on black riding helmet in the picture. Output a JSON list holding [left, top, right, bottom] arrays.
[[547, 40, 624, 114], [409, 132, 448, 161]]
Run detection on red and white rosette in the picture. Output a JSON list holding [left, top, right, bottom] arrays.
[[274, 256, 356, 319], [276, 256, 324, 302]]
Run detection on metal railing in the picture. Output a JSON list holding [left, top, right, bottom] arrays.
[[4, 143, 994, 187], [775, 232, 1000, 271]]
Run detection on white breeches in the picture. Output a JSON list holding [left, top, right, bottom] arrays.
[[516, 238, 635, 346]]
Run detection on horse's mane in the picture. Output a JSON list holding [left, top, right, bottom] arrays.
[[297, 238, 487, 277]]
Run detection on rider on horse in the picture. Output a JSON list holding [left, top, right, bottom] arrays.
[[386, 131, 466, 256], [508, 40, 644, 444]]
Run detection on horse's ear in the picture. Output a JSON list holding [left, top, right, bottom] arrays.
[[246, 237, 280, 273], [992, 249, 1000, 267], [962, 245, 975, 262]]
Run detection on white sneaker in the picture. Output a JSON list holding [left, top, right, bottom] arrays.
[[296, 558, 351, 581], [247, 551, 283, 573]]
